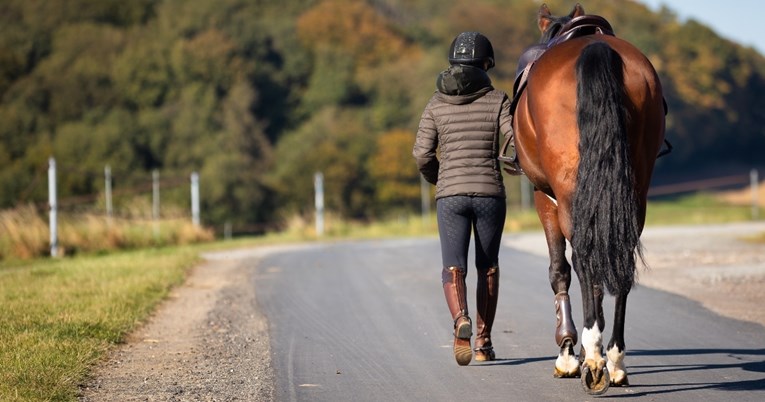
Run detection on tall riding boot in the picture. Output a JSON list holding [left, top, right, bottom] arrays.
[[442, 266, 472, 366], [475, 266, 499, 361]]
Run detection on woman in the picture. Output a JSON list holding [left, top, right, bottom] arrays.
[[413, 31, 517, 366]]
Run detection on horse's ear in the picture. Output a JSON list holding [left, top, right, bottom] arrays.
[[538, 4, 553, 33], [570, 3, 585, 18]]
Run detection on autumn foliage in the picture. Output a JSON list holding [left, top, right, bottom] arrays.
[[0, 0, 763, 237]]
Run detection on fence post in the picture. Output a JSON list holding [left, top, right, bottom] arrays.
[[48, 157, 58, 257], [520, 175, 531, 210], [420, 176, 431, 226], [105, 165, 113, 222], [314, 172, 324, 237], [224, 221, 232, 240], [752, 169, 759, 220], [191, 172, 200, 227], [152, 169, 160, 238]]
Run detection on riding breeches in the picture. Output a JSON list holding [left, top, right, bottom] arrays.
[[436, 195, 506, 270]]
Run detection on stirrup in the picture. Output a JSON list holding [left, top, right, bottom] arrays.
[[498, 151, 524, 176], [503, 161, 524, 176]]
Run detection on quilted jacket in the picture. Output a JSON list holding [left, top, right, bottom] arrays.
[[413, 64, 512, 200]]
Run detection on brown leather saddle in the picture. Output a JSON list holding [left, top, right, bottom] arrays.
[[512, 15, 615, 111], [499, 15, 671, 163], [499, 15, 615, 164]]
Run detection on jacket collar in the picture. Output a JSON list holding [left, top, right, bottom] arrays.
[[435, 64, 493, 104]]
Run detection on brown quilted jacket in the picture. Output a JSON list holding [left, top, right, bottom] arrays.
[[413, 65, 512, 200]]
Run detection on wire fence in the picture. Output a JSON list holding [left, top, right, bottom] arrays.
[[647, 173, 754, 197]]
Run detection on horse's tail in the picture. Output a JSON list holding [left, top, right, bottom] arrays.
[[572, 41, 642, 295]]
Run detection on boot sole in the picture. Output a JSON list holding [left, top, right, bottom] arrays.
[[454, 321, 472, 366]]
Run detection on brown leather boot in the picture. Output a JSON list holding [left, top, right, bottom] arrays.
[[442, 266, 472, 366], [475, 266, 499, 361]]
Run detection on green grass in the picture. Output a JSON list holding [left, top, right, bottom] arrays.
[[646, 193, 763, 225], [0, 192, 762, 401], [0, 247, 199, 401]]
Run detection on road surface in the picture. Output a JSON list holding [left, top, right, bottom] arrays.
[[81, 225, 765, 401], [253, 237, 764, 401]]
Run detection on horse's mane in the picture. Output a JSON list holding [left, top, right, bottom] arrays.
[[539, 15, 573, 44]]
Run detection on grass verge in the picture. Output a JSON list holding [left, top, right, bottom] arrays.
[[0, 247, 199, 401], [646, 193, 762, 225]]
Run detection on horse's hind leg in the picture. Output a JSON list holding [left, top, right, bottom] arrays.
[[534, 192, 579, 378], [606, 292, 629, 386], [577, 268, 610, 395]]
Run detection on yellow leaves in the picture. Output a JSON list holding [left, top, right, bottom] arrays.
[[657, 20, 751, 110], [172, 28, 240, 85], [369, 129, 420, 203], [296, 0, 411, 68]]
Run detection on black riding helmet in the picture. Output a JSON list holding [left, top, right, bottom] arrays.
[[448, 31, 495, 70]]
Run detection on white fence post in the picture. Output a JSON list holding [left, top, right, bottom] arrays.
[[520, 175, 532, 210], [314, 172, 324, 237], [48, 157, 58, 257], [105, 165, 113, 222], [752, 169, 759, 220], [152, 169, 160, 238], [224, 221, 232, 240], [420, 176, 430, 225], [191, 172, 200, 227]]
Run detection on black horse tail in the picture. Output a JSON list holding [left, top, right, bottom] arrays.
[[572, 41, 642, 295]]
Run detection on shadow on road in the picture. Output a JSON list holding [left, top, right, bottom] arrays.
[[606, 348, 765, 398], [476, 355, 556, 366]]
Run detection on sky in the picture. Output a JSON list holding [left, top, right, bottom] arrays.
[[637, 0, 765, 55]]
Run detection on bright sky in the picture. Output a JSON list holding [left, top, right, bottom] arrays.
[[637, 0, 764, 55]]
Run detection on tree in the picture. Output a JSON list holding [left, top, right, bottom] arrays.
[[368, 129, 420, 213]]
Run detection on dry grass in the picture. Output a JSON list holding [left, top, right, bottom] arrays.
[[716, 180, 765, 206], [0, 205, 213, 261]]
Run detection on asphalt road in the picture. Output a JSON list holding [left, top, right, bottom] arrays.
[[251, 238, 765, 402]]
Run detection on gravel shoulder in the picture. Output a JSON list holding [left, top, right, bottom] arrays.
[[504, 221, 765, 328], [78, 246, 310, 401], [79, 223, 765, 400]]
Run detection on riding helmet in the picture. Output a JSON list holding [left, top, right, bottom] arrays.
[[448, 31, 495, 70]]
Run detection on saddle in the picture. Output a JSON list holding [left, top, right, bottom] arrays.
[[499, 15, 615, 165], [546, 15, 614, 48], [499, 15, 671, 162], [513, 15, 615, 109]]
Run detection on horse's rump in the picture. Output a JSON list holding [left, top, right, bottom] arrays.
[[516, 35, 665, 224]]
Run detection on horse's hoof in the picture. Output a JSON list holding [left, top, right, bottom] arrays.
[[611, 375, 629, 387], [553, 345, 581, 378], [553, 365, 580, 378], [581, 363, 610, 395]]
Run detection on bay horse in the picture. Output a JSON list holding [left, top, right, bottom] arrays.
[[509, 3, 666, 395]]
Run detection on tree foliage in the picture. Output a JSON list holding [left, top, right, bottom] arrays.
[[1, 0, 764, 231]]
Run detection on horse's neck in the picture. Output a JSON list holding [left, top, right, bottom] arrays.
[[547, 15, 615, 48]]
